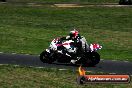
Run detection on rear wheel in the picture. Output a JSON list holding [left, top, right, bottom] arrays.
[[40, 50, 55, 64], [83, 52, 100, 66], [90, 52, 100, 66]]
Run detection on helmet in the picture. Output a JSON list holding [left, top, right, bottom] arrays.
[[69, 30, 79, 39]]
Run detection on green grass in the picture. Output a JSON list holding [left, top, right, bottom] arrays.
[[0, 3, 132, 61], [8, 0, 119, 4], [0, 65, 131, 88]]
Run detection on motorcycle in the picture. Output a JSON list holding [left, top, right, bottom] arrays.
[[40, 36, 102, 66]]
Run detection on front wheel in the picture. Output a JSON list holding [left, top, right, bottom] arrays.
[[40, 50, 55, 64]]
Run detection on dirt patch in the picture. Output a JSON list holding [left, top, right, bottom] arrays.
[[54, 4, 132, 8], [54, 4, 84, 8], [27, 3, 43, 7]]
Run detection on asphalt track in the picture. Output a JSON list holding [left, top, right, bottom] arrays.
[[0, 53, 132, 74]]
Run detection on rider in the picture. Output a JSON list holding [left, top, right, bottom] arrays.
[[60, 29, 82, 46], [58, 29, 83, 64]]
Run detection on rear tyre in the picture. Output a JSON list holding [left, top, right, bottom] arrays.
[[40, 50, 55, 64], [90, 52, 100, 66], [83, 52, 100, 67]]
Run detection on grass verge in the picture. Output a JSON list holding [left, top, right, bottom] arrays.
[[0, 65, 131, 88]]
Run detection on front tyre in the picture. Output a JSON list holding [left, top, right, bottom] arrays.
[[40, 50, 55, 64]]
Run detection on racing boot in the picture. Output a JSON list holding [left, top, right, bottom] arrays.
[[71, 59, 77, 64], [70, 57, 81, 64]]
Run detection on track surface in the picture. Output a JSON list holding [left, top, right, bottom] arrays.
[[0, 53, 132, 74]]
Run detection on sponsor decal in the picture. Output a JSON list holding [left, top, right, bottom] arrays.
[[77, 66, 130, 84]]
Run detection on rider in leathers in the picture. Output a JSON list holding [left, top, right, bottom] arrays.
[[58, 30, 85, 64]]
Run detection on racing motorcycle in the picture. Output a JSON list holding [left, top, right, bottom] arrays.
[[40, 36, 102, 66]]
